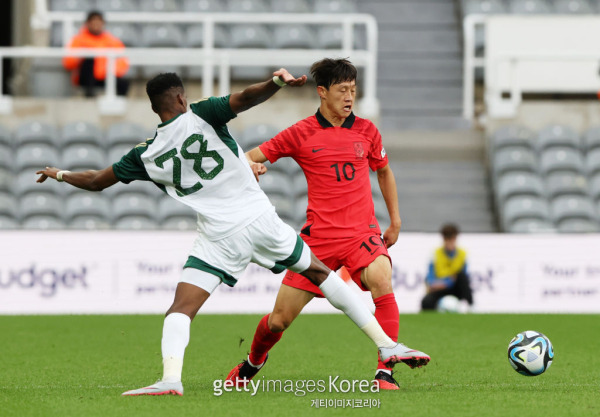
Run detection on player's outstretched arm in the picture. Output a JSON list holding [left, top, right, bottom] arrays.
[[36, 166, 119, 192], [376, 164, 402, 248], [229, 68, 307, 114]]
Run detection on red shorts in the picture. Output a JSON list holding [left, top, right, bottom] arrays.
[[282, 232, 391, 297]]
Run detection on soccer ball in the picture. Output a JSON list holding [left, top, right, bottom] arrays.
[[507, 330, 554, 376], [437, 295, 460, 313]]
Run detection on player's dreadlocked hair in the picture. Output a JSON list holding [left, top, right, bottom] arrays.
[[310, 58, 357, 89], [146, 73, 184, 113]]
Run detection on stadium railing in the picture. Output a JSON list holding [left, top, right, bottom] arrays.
[[22, 6, 379, 117]]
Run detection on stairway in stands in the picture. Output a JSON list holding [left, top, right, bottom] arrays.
[[358, 0, 468, 130]]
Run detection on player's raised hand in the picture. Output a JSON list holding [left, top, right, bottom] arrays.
[[273, 68, 307, 87], [249, 161, 267, 182], [36, 167, 60, 183]]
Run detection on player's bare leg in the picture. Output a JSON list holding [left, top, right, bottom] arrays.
[[122, 278, 212, 396], [227, 285, 314, 387]]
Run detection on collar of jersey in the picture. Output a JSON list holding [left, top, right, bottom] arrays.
[[157, 112, 184, 128], [315, 109, 355, 129]]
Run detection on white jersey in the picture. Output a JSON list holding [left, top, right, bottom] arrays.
[[112, 95, 273, 240]]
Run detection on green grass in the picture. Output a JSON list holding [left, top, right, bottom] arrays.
[[1, 314, 599, 417]]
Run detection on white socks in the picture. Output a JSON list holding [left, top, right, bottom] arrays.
[[161, 312, 191, 383], [318, 272, 396, 349]]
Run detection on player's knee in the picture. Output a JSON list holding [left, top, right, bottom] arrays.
[[268, 314, 291, 333]]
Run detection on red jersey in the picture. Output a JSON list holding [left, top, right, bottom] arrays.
[[259, 110, 388, 239]]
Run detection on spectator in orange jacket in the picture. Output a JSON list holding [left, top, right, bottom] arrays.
[[63, 10, 130, 97]]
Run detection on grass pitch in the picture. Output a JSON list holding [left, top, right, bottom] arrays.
[[1, 314, 598, 417]]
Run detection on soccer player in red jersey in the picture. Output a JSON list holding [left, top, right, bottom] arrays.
[[226, 58, 429, 390]]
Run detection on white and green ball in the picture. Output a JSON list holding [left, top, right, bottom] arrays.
[[507, 330, 554, 376]]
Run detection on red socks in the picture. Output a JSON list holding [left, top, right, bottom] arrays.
[[374, 293, 400, 370], [248, 314, 283, 366]]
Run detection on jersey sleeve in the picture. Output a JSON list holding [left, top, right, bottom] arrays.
[[190, 95, 237, 128], [367, 124, 389, 171], [112, 145, 151, 184], [259, 125, 300, 163]]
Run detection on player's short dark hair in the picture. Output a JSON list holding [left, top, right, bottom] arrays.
[[86, 10, 104, 22], [441, 223, 460, 239], [310, 58, 357, 89], [146, 73, 184, 112]]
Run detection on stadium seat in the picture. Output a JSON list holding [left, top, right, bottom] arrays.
[[0, 144, 11, 170], [461, 0, 506, 15], [585, 149, 600, 177], [273, 25, 316, 49], [0, 124, 11, 147], [15, 170, 64, 197], [292, 174, 308, 197], [157, 197, 196, 222], [492, 147, 537, 176], [65, 193, 111, 220], [49, 0, 92, 11], [374, 197, 388, 221], [502, 196, 551, 229], [557, 218, 600, 233], [242, 124, 279, 149], [507, 218, 555, 233], [507, 0, 552, 14], [107, 144, 136, 165], [294, 195, 308, 223], [229, 25, 272, 49], [60, 121, 103, 148], [112, 194, 157, 220], [107, 122, 149, 147], [161, 217, 198, 230], [536, 124, 581, 152], [15, 144, 61, 172], [15, 121, 59, 147], [266, 157, 302, 177], [140, 24, 185, 77], [545, 172, 588, 198], [268, 194, 295, 221], [583, 126, 600, 152], [495, 172, 545, 201], [271, 0, 310, 13], [182, 0, 225, 12], [0, 192, 17, 218], [313, 0, 357, 13], [95, 0, 139, 11], [106, 23, 140, 47], [114, 217, 159, 230], [19, 193, 63, 221], [103, 180, 158, 198], [259, 172, 293, 197], [553, 0, 594, 14], [316, 26, 364, 50], [589, 175, 600, 201], [0, 215, 19, 229], [184, 25, 229, 49], [29, 58, 73, 97], [0, 168, 11, 193], [539, 147, 584, 175], [140, 0, 180, 12], [22, 216, 66, 230], [228, 0, 269, 13], [62, 144, 106, 171], [491, 125, 535, 152], [68, 215, 112, 230], [551, 195, 596, 223]]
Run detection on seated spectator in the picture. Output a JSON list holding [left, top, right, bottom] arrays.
[[421, 223, 473, 312], [63, 11, 130, 97]]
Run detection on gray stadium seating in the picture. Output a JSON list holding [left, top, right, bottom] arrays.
[[242, 124, 279, 149], [507, 218, 555, 233], [536, 124, 581, 151], [107, 122, 148, 147], [266, 157, 302, 177], [15, 170, 64, 197], [0, 215, 19, 229], [95, 0, 139, 11], [49, 0, 92, 11], [294, 194, 308, 223], [0, 124, 11, 147], [502, 196, 551, 228], [508, 0, 552, 14], [29, 58, 73, 97], [161, 217, 198, 230], [108, 144, 136, 165], [0, 144, 11, 170], [586, 149, 600, 176], [314, 0, 357, 13], [114, 217, 159, 230], [273, 25, 316, 49], [589, 175, 600, 201], [228, 0, 269, 13], [19, 193, 63, 221], [491, 125, 535, 152], [557, 218, 600, 233], [0, 192, 17, 218], [261, 172, 293, 198], [60, 122, 103, 148], [15, 121, 59, 147], [229, 25, 272, 49], [22, 216, 66, 230], [545, 172, 588, 198], [292, 174, 308, 197], [539, 148, 584, 175], [182, 0, 225, 12], [68, 216, 112, 230], [492, 147, 537, 176], [0, 169, 11, 193], [103, 179, 158, 198], [62, 144, 106, 171], [15, 144, 61, 172], [157, 197, 196, 222], [553, 0, 594, 14], [584, 126, 600, 152], [185, 25, 229, 49], [268, 194, 295, 221], [496, 172, 545, 201], [112, 194, 157, 220], [106, 23, 140, 47], [139, 0, 180, 12], [140, 24, 185, 77], [551, 195, 596, 223], [461, 0, 506, 15], [271, 0, 310, 13], [65, 193, 111, 220]]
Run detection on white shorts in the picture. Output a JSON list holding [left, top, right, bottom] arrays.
[[180, 209, 312, 293]]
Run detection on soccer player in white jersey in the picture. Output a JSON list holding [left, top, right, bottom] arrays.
[[36, 70, 429, 396]]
